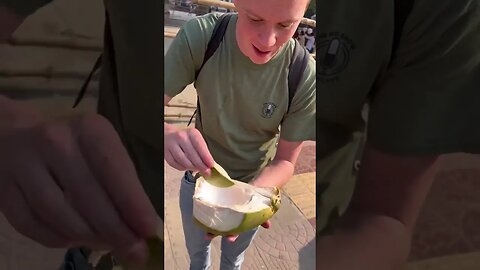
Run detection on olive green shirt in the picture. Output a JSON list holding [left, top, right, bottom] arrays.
[[165, 13, 316, 181]]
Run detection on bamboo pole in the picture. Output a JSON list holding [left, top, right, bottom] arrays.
[[166, 104, 197, 109], [193, 0, 235, 10], [191, 0, 316, 28], [164, 31, 177, 38], [6, 37, 102, 51]]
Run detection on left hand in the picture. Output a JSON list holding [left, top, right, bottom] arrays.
[[205, 220, 272, 243]]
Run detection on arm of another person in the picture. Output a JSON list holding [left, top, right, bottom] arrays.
[[316, 143, 439, 270]]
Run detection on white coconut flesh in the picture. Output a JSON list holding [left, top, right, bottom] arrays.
[[193, 178, 275, 232]]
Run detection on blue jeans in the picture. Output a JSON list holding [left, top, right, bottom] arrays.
[[179, 171, 258, 270]]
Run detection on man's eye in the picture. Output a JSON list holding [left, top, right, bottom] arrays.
[[249, 17, 262, 22], [280, 23, 293, 28]]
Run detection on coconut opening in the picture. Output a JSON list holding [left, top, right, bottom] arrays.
[[192, 178, 277, 232], [194, 178, 272, 212]]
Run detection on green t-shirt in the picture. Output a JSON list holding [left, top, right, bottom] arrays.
[[165, 14, 316, 181], [316, 0, 480, 232]]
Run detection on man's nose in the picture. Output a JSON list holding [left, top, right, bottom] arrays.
[[257, 28, 276, 48]]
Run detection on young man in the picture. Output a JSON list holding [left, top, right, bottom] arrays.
[[164, 0, 316, 268]]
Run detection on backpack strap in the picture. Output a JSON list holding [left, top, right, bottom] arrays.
[[72, 54, 102, 108], [195, 13, 233, 80], [287, 39, 310, 112], [188, 13, 232, 126]]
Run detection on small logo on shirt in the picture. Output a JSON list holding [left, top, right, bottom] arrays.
[[261, 102, 277, 118], [317, 32, 356, 83]]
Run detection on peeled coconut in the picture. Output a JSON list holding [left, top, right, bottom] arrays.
[[192, 164, 281, 236]]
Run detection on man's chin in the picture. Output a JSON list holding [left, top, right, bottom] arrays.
[[249, 53, 273, 65]]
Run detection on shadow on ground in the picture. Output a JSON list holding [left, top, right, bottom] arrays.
[[298, 238, 315, 270]]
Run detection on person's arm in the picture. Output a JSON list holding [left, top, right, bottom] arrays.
[[250, 139, 303, 188], [316, 143, 439, 270]]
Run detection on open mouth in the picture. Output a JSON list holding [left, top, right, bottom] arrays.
[[252, 44, 271, 57]]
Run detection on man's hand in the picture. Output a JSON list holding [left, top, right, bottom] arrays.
[[164, 123, 215, 176], [0, 113, 158, 268], [205, 220, 272, 242]]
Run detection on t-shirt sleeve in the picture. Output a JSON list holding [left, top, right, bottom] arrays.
[[367, 0, 480, 155], [279, 55, 316, 142], [1, 0, 53, 16], [164, 14, 217, 98]]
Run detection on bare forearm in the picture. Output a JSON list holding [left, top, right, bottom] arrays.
[[317, 211, 411, 270], [250, 159, 295, 188]]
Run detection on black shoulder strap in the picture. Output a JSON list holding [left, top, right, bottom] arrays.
[[72, 54, 102, 108], [287, 39, 310, 112], [391, 0, 414, 63], [194, 13, 233, 80], [188, 13, 232, 126]]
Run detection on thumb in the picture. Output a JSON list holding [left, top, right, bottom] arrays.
[[261, 220, 272, 229]]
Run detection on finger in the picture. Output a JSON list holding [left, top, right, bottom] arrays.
[[179, 139, 210, 173], [15, 163, 98, 247], [165, 148, 187, 171], [75, 115, 158, 239], [261, 220, 272, 229], [34, 121, 142, 251], [188, 129, 215, 168], [226, 235, 239, 243], [1, 183, 70, 248], [170, 143, 195, 171], [53, 138, 144, 250]]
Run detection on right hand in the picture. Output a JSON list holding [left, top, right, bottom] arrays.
[[164, 124, 215, 176], [0, 114, 158, 268]]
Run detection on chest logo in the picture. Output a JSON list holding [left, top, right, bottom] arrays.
[[317, 32, 356, 83], [261, 102, 277, 119]]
